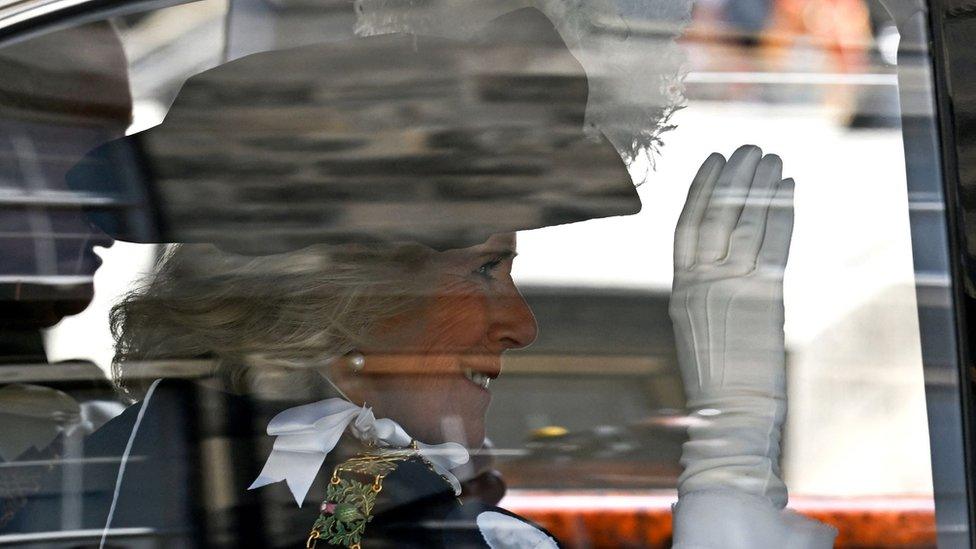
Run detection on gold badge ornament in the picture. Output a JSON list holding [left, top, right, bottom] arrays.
[[306, 448, 417, 548]]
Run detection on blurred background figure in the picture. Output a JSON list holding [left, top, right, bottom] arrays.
[[685, 0, 892, 127]]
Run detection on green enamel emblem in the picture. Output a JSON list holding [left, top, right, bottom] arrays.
[[332, 503, 363, 523], [312, 478, 377, 547]]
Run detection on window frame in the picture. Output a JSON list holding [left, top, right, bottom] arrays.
[[924, 0, 976, 546]]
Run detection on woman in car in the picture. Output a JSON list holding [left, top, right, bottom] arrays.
[[33, 9, 834, 549]]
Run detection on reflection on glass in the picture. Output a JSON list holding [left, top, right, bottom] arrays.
[[0, 0, 956, 547]]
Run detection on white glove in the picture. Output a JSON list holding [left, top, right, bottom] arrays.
[[669, 145, 836, 548]]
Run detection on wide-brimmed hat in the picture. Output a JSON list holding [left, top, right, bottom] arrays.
[[68, 9, 640, 254]]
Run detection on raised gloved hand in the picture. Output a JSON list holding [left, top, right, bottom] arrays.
[[669, 145, 836, 548]]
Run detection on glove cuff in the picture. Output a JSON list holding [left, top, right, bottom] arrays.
[[671, 490, 837, 549]]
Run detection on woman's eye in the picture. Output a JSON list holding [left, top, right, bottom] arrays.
[[475, 259, 503, 280]]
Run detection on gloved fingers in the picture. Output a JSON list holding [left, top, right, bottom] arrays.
[[697, 145, 763, 265], [725, 154, 782, 269], [674, 152, 726, 270], [757, 178, 795, 270]]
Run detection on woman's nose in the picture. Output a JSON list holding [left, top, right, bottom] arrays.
[[488, 290, 538, 350]]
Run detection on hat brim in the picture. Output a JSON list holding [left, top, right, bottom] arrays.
[[67, 9, 641, 254]]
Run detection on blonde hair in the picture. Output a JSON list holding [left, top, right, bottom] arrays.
[[110, 242, 430, 398]]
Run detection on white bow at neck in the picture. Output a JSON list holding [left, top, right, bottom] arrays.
[[248, 398, 470, 506]]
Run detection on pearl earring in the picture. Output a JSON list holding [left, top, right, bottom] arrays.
[[348, 352, 366, 373]]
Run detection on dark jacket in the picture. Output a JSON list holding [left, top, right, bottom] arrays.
[[7, 379, 558, 548]]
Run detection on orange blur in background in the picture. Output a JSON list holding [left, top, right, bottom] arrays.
[[506, 492, 937, 548]]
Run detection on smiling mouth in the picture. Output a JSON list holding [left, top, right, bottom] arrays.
[[462, 368, 492, 390]]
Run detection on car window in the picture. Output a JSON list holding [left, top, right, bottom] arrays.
[[0, 1, 962, 547]]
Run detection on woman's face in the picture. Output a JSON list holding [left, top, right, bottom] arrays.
[[334, 233, 537, 449]]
